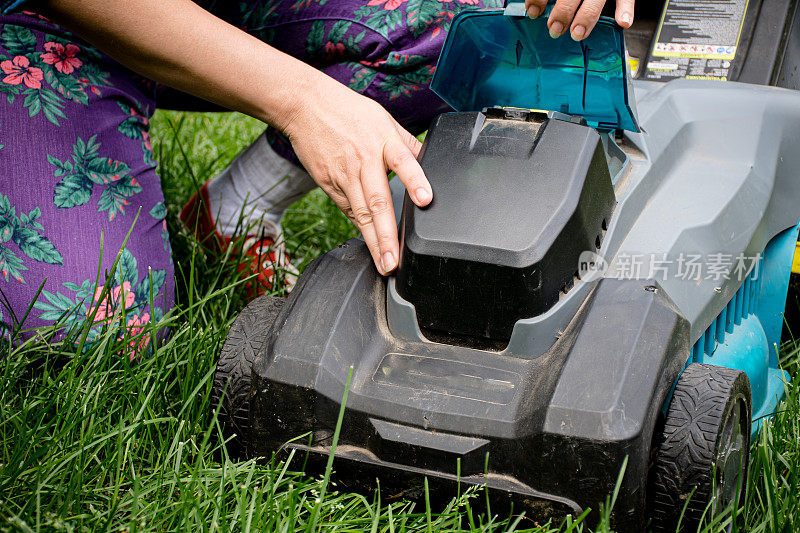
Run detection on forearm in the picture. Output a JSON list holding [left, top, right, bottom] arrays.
[[38, 0, 327, 130], [37, 0, 432, 277]]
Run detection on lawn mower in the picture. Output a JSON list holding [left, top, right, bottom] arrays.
[[211, 1, 800, 530]]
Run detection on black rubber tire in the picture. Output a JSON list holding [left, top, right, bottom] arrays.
[[649, 363, 751, 533], [211, 295, 285, 458]]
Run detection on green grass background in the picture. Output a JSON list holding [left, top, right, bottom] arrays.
[[1, 111, 798, 532]]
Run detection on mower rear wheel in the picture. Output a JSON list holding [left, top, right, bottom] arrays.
[[211, 295, 285, 458], [649, 363, 751, 532]]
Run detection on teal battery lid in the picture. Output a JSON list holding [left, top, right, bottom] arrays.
[[430, 4, 639, 132]]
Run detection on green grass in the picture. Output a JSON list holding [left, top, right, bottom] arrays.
[[0, 110, 798, 532]]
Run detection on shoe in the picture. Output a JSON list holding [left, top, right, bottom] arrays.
[[179, 181, 298, 296]]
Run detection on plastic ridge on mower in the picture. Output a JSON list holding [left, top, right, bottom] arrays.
[[212, 2, 800, 531]]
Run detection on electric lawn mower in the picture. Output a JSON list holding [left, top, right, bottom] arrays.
[[211, 1, 800, 530]]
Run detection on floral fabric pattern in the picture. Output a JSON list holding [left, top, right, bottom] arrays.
[[1, 53, 41, 87], [117, 101, 155, 166], [149, 202, 172, 257], [49, 135, 142, 221], [2, 11, 169, 344], [0, 192, 62, 284], [33, 248, 166, 353], [40, 41, 81, 74], [228, 0, 496, 160], [236, 0, 501, 111], [0, 21, 113, 126], [2, 0, 494, 343]]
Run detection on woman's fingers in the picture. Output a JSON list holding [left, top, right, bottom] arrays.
[[326, 155, 402, 275], [358, 126, 431, 275], [339, 128, 430, 275], [546, 0, 634, 39], [333, 183, 386, 274], [395, 123, 423, 158], [284, 82, 432, 276], [524, 0, 548, 18], [383, 133, 432, 208], [569, 0, 605, 40], [615, 0, 635, 27], [361, 162, 400, 274], [547, 0, 582, 38]]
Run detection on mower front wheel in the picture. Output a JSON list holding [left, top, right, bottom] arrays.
[[648, 363, 751, 532], [211, 295, 285, 458]]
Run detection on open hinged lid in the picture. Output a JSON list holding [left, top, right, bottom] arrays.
[[430, 3, 639, 132]]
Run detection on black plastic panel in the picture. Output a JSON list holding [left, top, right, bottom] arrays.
[[396, 110, 615, 342], [246, 241, 691, 531]]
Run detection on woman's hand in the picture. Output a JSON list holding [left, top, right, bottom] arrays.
[[284, 75, 431, 276], [524, 0, 635, 40]]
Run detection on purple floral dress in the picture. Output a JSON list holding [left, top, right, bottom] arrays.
[[0, 0, 498, 346]]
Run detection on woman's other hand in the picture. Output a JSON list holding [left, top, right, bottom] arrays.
[[524, 0, 635, 40], [284, 76, 431, 276]]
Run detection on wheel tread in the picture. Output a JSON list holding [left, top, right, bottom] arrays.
[[210, 295, 285, 458], [649, 363, 751, 532]]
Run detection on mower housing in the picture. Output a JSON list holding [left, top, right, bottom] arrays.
[[216, 4, 800, 529], [396, 108, 615, 343], [251, 241, 688, 529]]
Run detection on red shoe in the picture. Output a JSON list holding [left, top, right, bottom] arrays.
[[179, 182, 298, 296]]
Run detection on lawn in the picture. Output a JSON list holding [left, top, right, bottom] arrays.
[[1, 110, 798, 532]]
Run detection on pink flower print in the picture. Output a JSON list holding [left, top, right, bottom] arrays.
[[127, 313, 150, 330], [126, 312, 151, 359], [367, 0, 407, 10], [96, 160, 126, 185], [2, 265, 23, 283], [130, 107, 150, 126], [40, 42, 83, 75], [142, 130, 152, 152], [1, 56, 44, 89], [22, 10, 51, 21], [324, 42, 346, 61], [88, 281, 135, 322]]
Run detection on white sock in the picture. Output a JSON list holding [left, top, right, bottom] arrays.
[[206, 130, 316, 238]]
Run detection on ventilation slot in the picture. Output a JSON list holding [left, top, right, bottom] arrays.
[[690, 255, 763, 360]]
